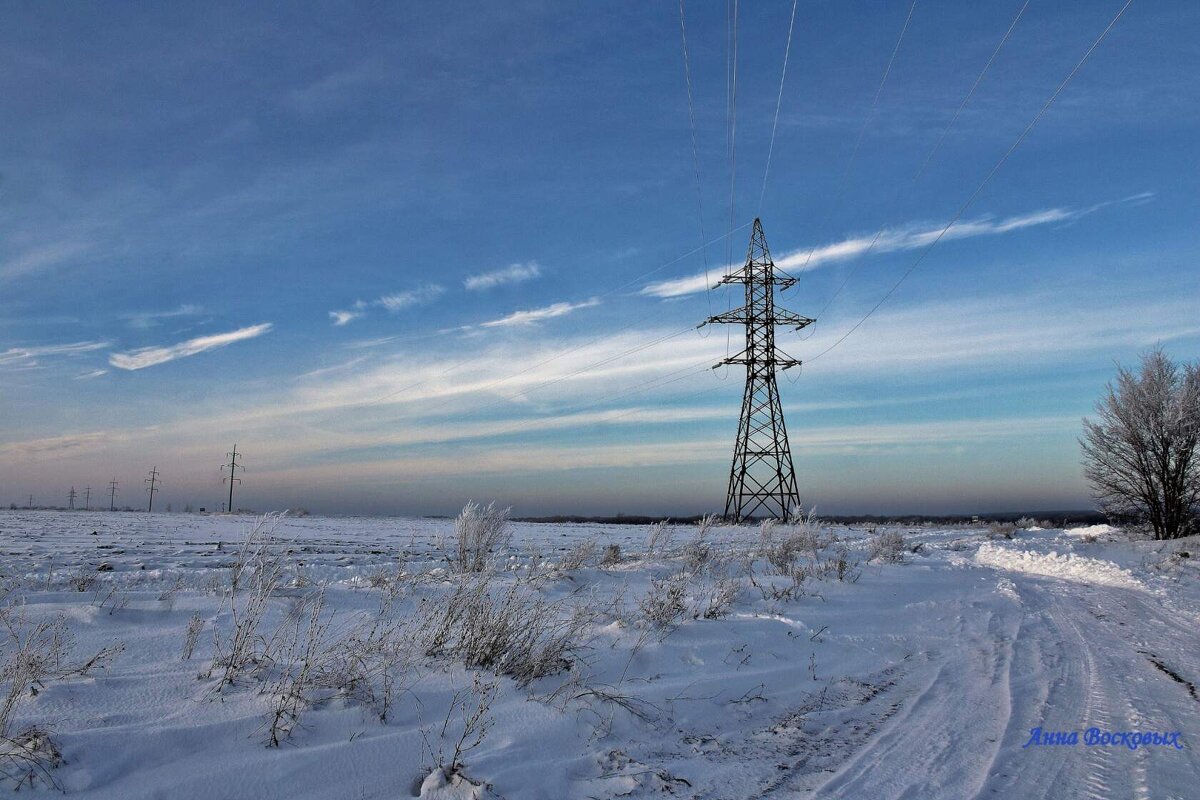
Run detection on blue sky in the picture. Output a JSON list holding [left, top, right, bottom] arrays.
[[2, 0, 1198, 516]]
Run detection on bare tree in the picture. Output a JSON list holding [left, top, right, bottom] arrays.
[[1081, 349, 1200, 539]]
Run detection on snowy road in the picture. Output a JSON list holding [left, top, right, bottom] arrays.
[[805, 531, 1200, 800]]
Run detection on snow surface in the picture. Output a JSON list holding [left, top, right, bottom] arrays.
[[975, 542, 1144, 589], [0, 510, 1197, 799], [1063, 523, 1120, 538]]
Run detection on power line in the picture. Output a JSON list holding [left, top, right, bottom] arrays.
[[759, 0, 800, 213], [793, 0, 920, 285], [725, 0, 740, 276], [913, 0, 1032, 181], [678, 0, 713, 317], [810, 0, 1031, 323], [808, 0, 1134, 364]]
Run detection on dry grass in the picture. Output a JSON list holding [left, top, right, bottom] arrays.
[[446, 502, 512, 574]]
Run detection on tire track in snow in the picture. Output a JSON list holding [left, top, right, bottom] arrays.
[[975, 573, 1199, 800], [804, 602, 1019, 799]]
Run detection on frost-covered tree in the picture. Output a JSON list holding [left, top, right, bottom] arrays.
[[1081, 349, 1200, 539]]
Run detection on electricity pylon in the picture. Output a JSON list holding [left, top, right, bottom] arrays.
[[108, 478, 119, 512], [222, 445, 243, 514], [68, 487, 77, 509], [702, 218, 813, 522], [84, 486, 92, 510], [145, 466, 160, 513]]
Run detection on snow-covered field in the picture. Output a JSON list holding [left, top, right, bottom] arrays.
[[0, 510, 1197, 799]]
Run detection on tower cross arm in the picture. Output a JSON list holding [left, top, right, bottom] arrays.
[[712, 355, 803, 369], [701, 308, 814, 329], [703, 307, 750, 325], [772, 309, 815, 329], [715, 271, 797, 289]]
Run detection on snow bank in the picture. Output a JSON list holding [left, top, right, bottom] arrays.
[[419, 769, 490, 799], [975, 543, 1143, 590], [1064, 524, 1119, 538]]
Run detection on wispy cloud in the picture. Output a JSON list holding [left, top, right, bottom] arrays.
[[120, 304, 204, 329], [799, 291, 1200, 376], [641, 197, 1154, 299], [378, 285, 445, 312], [464, 262, 542, 291], [342, 336, 396, 349], [0, 340, 109, 369], [329, 310, 364, 327], [0, 431, 119, 457], [329, 285, 444, 325], [285, 62, 382, 114], [75, 369, 108, 380], [109, 323, 273, 370], [0, 241, 92, 281], [480, 298, 600, 328]]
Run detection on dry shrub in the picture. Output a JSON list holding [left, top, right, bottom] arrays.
[[867, 531, 906, 563], [158, 576, 185, 611], [446, 502, 511, 574], [987, 522, 1017, 540], [558, 539, 596, 572], [424, 574, 587, 686], [599, 544, 622, 567], [638, 573, 689, 629], [67, 568, 97, 593], [701, 576, 740, 619], [209, 516, 285, 687], [424, 673, 498, 790], [265, 591, 330, 746], [750, 515, 860, 599], [0, 599, 121, 789], [182, 613, 204, 660], [645, 521, 675, 558]]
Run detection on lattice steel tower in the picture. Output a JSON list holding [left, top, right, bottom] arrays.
[[703, 219, 813, 521]]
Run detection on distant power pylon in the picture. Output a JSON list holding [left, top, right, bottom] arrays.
[[108, 478, 119, 512], [68, 487, 77, 510], [702, 219, 813, 522], [222, 444, 243, 514], [145, 466, 161, 513], [83, 486, 92, 511]]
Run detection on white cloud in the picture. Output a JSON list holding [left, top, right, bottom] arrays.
[[464, 262, 542, 291], [343, 336, 396, 349], [328, 286, 443, 326], [377, 285, 444, 312], [0, 240, 92, 281], [0, 431, 119, 457], [121, 304, 204, 329], [641, 198, 1152, 299], [0, 340, 109, 369], [641, 272, 713, 299], [75, 369, 108, 380], [799, 292, 1200, 376], [480, 298, 600, 328], [13, 275, 1190, 487], [109, 323, 273, 371]]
